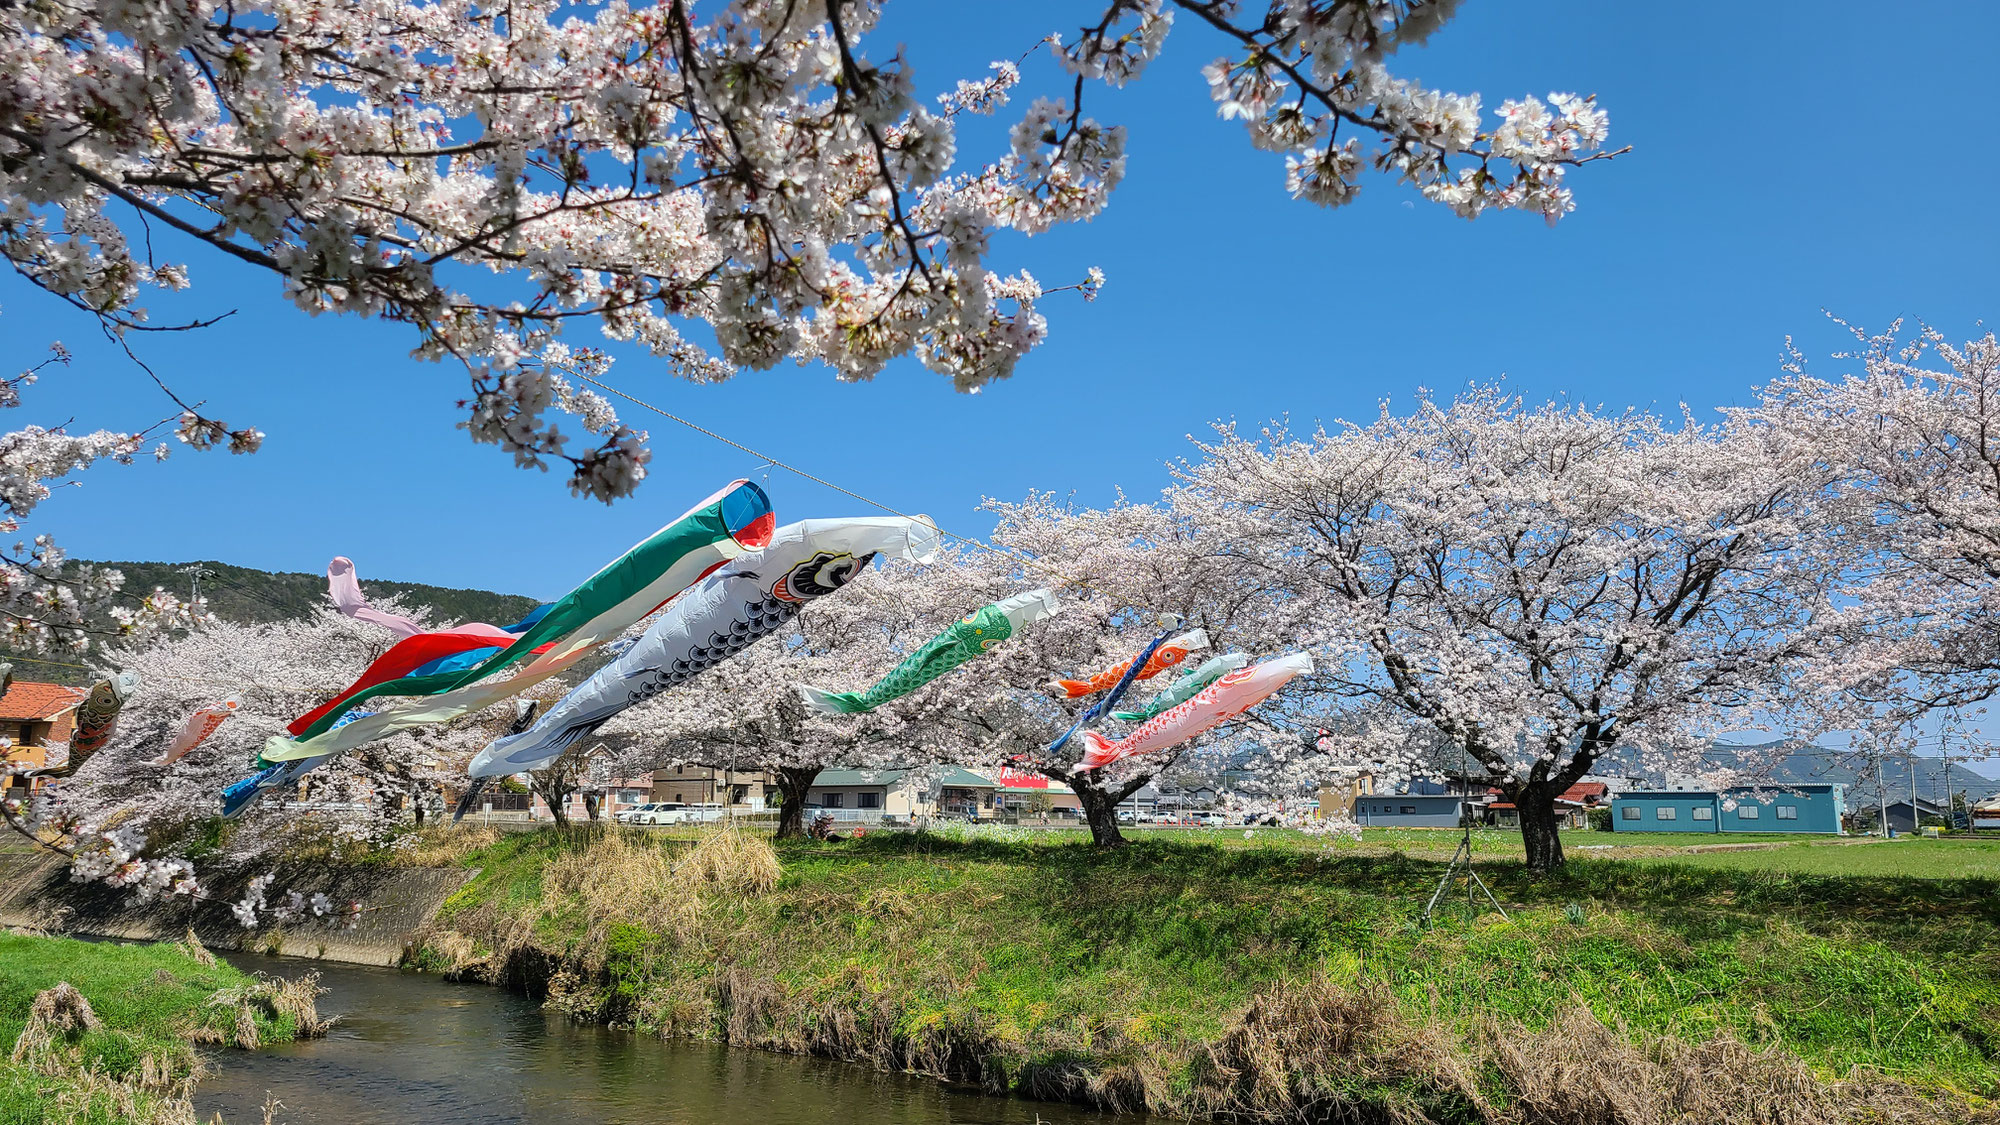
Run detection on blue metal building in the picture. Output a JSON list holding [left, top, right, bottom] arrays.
[[1353, 794, 1466, 828], [1611, 784, 1844, 835]]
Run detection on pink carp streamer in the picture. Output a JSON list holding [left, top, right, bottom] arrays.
[[160, 698, 240, 764], [326, 557, 516, 640], [1074, 653, 1313, 773]]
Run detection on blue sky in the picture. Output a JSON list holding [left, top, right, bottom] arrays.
[[9, 0, 1998, 611]]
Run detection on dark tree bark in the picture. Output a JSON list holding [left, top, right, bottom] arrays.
[[1076, 783, 1127, 847], [532, 773, 575, 828], [1509, 781, 1564, 873], [1059, 769, 1150, 848], [773, 766, 822, 840]]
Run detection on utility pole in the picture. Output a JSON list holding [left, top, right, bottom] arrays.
[[1875, 734, 1889, 837], [1909, 740, 1919, 832], [1941, 706, 1960, 829], [176, 563, 213, 603]]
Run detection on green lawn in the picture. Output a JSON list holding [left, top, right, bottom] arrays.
[[414, 825, 2000, 1122], [0, 934, 309, 1125], [1599, 836, 2000, 879]]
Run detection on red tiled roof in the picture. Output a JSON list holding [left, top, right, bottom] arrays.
[[0, 680, 87, 721], [1561, 782, 1610, 803]]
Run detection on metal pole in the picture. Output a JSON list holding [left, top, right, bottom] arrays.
[[1877, 735, 1889, 837], [1909, 742, 1919, 831]]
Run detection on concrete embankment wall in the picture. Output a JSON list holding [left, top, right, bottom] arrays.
[[0, 853, 472, 966]]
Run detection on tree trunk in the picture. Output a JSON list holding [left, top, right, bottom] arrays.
[[1514, 784, 1565, 873], [773, 766, 821, 840], [535, 779, 572, 828], [1073, 780, 1128, 848]]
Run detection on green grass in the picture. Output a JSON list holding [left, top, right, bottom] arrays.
[[418, 826, 2000, 1120], [1600, 837, 2000, 878], [0, 934, 300, 1125]]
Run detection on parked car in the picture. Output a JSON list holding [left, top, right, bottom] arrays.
[[614, 802, 663, 824], [675, 803, 728, 824], [1116, 809, 1136, 824], [627, 802, 686, 825], [1192, 812, 1228, 827]]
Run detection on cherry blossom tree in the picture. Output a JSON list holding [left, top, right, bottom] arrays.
[[1, 0, 1621, 500], [1749, 325, 2000, 725], [8, 602, 501, 912], [0, 327, 228, 656], [1175, 386, 1843, 871]]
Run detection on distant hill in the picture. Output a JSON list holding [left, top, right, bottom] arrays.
[[95, 559, 542, 630], [1662, 741, 2000, 803], [7, 560, 540, 685]]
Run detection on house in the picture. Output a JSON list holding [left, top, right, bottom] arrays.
[[1611, 784, 1845, 835], [644, 762, 772, 809], [0, 680, 87, 799], [1850, 796, 1948, 835], [933, 767, 1001, 819], [1352, 794, 1467, 828], [806, 767, 1000, 821], [1316, 771, 1378, 819]]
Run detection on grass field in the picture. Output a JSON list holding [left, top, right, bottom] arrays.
[[0, 934, 317, 1125], [408, 824, 2000, 1123]]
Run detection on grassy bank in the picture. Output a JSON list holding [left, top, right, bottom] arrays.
[[0, 933, 322, 1125], [406, 825, 2000, 1124]]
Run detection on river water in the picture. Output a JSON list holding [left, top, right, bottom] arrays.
[[195, 955, 1159, 1125]]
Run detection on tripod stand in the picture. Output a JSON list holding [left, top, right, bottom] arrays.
[[1422, 824, 1508, 926], [1422, 731, 1508, 927]]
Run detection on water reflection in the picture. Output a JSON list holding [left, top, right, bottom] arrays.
[[196, 955, 1156, 1125]]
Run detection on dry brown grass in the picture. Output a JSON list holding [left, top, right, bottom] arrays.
[[195, 974, 331, 1049], [390, 825, 506, 868], [179, 928, 215, 968], [10, 982, 203, 1125], [416, 825, 782, 984], [1174, 976, 1968, 1125]]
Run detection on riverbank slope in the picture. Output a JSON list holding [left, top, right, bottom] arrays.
[[407, 826, 2000, 1125], [0, 933, 322, 1125]]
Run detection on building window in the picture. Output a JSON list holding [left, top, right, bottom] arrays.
[[1692, 807, 1713, 821], [1738, 805, 1760, 820], [857, 792, 880, 809], [1399, 805, 1417, 815], [1656, 807, 1677, 821], [824, 792, 844, 809], [1621, 806, 1640, 821], [1776, 805, 1797, 820]]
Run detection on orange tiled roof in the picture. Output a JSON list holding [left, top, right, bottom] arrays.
[[0, 680, 87, 721]]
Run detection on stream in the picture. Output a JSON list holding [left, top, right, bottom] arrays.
[[194, 954, 1162, 1125]]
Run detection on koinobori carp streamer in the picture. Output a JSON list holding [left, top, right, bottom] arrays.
[[1073, 653, 1313, 772], [1048, 629, 1208, 699], [798, 588, 1059, 715], [1109, 652, 1250, 723], [257, 479, 773, 765], [470, 516, 941, 778]]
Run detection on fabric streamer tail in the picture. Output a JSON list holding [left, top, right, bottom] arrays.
[[452, 778, 491, 824], [1074, 731, 1120, 772], [797, 684, 867, 715]]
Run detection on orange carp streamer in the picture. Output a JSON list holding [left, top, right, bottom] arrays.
[[1049, 629, 1208, 699]]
